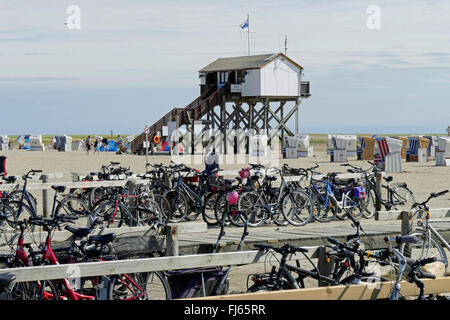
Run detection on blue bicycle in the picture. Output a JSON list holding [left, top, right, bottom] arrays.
[[5, 169, 91, 230]]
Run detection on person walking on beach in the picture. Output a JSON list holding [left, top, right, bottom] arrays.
[[102, 137, 108, 151], [93, 138, 100, 155], [85, 136, 91, 155], [116, 135, 124, 153]]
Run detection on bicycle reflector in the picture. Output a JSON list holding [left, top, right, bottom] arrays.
[[226, 191, 239, 205]]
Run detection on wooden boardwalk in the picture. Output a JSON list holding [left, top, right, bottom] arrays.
[[178, 219, 450, 254]]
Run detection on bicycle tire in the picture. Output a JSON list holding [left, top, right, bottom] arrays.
[[362, 189, 376, 219], [7, 190, 38, 214], [400, 231, 448, 275], [0, 202, 18, 229], [281, 190, 314, 226], [11, 280, 59, 300], [391, 186, 415, 212], [201, 191, 221, 226], [162, 190, 189, 223], [6, 200, 37, 232], [55, 195, 91, 228], [311, 192, 338, 223], [339, 189, 364, 220], [214, 192, 232, 227], [107, 271, 171, 300], [238, 191, 267, 227], [92, 201, 135, 228]]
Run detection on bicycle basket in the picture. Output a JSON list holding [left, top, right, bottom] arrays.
[[354, 186, 366, 199], [110, 226, 165, 259]]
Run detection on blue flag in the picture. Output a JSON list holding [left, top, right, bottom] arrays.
[[239, 18, 249, 29]]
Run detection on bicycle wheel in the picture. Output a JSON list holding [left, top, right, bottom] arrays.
[[55, 195, 91, 228], [238, 191, 267, 227], [214, 192, 232, 227], [311, 193, 338, 223], [92, 201, 135, 228], [11, 280, 59, 300], [138, 271, 172, 300], [362, 189, 376, 219], [268, 189, 289, 227], [89, 187, 108, 209], [107, 272, 171, 300], [7, 190, 37, 214], [400, 231, 448, 275], [162, 190, 188, 223], [0, 202, 18, 229], [202, 191, 221, 226], [281, 190, 314, 226], [340, 189, 364, 220], [391, 186, 415, 211], [6, 200, 36, 232]]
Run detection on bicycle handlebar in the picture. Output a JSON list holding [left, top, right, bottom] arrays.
[[384, 235, 419, 244], [254, 243, 309, 255], [411, 190, 449, 210]]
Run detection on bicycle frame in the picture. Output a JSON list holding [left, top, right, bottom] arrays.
[[416, 210, 450, 252], [40, 230, 94, 300]]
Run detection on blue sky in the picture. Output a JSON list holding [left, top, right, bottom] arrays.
[[0, 0, 449, 135]]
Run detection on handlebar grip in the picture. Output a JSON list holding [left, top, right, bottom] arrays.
[[420, 257, 437, 266], [327, 237, 340, 246], [435, 190, 449, 197], [418, 270, 436, 280], [385, 235, 419, 244]]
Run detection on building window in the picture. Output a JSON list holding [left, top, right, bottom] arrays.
[[236, 71, 246, 83], [219, 72, 229, 83]]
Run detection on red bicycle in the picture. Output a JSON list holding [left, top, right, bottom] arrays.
[[27, 215, 96, 300]]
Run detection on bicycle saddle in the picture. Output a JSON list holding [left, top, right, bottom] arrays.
[[266, 176, 277, 182], [2, 176, 17, 184], [383, 176, 393, 182], [65, 225, 93, 239], [51, 185, 66, 193], [0, 273, 16, 286], [89, 233, 116, 244]]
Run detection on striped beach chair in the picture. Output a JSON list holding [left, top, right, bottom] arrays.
[[357, 137, 365, 156], [407, 137, 420, 156], [375, 138, 389, 163]]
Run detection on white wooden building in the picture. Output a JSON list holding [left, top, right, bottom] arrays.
[[199, 53, 309, 98]]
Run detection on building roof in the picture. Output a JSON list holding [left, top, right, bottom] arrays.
[[199, 53, 303, 73]]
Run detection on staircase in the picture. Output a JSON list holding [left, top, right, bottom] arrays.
[[131, 84, 227, 154]]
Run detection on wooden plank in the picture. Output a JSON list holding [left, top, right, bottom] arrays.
[[0, 248, 320, 283], [376, 208, 450, 221], [0, 179, 152, 192], [197, 277, 450, 300], [0, 222, 207, 246]]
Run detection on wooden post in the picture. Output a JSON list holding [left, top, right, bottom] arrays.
[[375, 172, 383, 212], [165, 225, 179, 256], [125, 180, 136, 222], [317, 246, 333, 286], [401, 211, 413, 258], [40, 175, 49, 217]]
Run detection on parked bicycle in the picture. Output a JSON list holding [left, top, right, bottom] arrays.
[[399, 190, 449, 275]]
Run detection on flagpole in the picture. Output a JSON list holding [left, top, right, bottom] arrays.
[[247, 14, 250, 56]]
